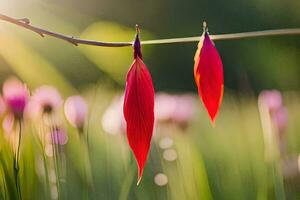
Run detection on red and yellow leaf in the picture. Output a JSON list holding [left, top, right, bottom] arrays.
[[123, 32, 155, 184], [194, 32, 224, 123]]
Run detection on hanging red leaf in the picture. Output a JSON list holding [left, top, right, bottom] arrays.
[[194, 27, 224, 123], [123, 28, 155, 185]]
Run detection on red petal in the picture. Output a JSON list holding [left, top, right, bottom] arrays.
[[194, 32, 224, 123], [123, 57, 155, 184]]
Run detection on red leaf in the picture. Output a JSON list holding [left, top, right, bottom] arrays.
[[123, 33, 155, 184], [194, 32, 224, 123]]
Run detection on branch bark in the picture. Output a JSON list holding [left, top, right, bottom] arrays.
[[0, 13, 300, 47]]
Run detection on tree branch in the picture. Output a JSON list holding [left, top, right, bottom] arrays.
[[0, 13, 300, 47], [0, 13, 131, 47]]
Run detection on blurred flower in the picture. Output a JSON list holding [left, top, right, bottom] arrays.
[[29, 85, 63, 119], [259, 90, 282, 112], [50, 127, 68, 145], [102, 93, 197, 135], [272, 107, 288, 134], [44, 127, 68, 148], [3, 77, 29, 118], [258, 90, 288, 136], [172, 94, 197, 125], [64, 95, 88, 130], [258, 90, 289, 162], [155, 93, 177, 122], [102, 95, 126, 135], [155, 93, 197, 129]]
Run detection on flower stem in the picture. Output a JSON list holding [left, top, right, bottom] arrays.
[[14, 119, 22, 200], [50, 128, 61, 200], [79, 129, 93, 199], [42, 152, 51, 200], [272, 161, 286, 200], [37, 122, 52, 199]]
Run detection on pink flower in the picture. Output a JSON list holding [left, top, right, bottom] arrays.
[[258, 90, 288, 136], [155, 93, 177, 123], [29, 85, 63, 118], [43, 127, 68, 147], [102, 93, 197, 135], [64, 96, 88, 129], [258, 90, 282, 112], [50, 127, 68, 145], [102, 95, 126, 135], [272, 107, 288, 135], [172, 94, 197, 125], [3, 77, 29, 118], [155, 93, 197, 129]]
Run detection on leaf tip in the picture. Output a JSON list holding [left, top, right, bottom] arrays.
[[209, 115, 217, 126], [137, 168, 143, 185], [137, 176, 142, 186]]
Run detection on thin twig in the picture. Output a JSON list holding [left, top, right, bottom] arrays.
[[0, 13, 131, 47], [142, 28, 300, 44], [0, 13, 300, 47]]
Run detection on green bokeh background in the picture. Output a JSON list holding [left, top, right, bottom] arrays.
[[0, 1, 300, 199], [0, 0, 299, 93]]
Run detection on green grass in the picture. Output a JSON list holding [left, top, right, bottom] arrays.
[[0, 88, 300, 200]]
